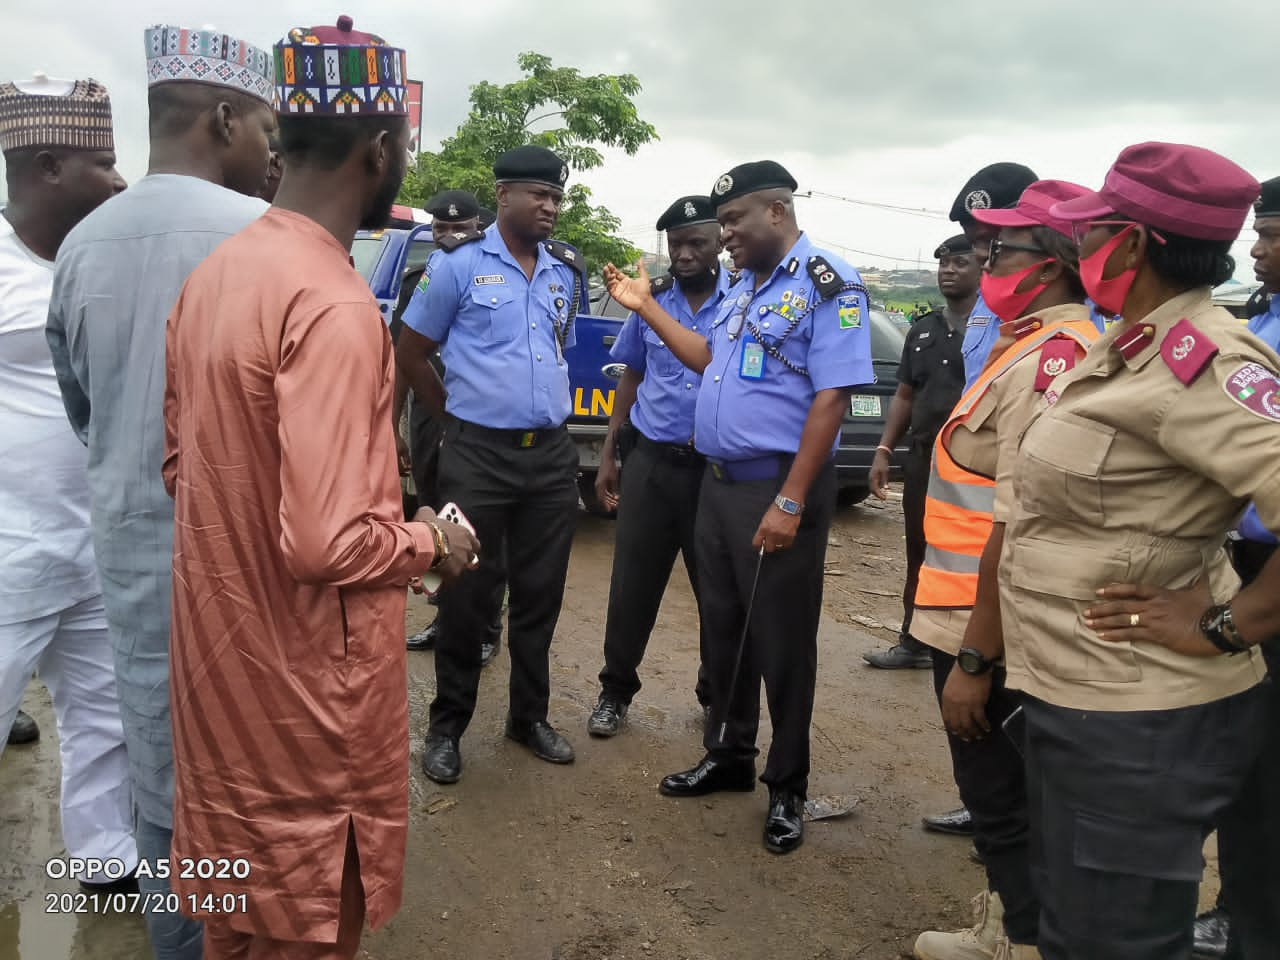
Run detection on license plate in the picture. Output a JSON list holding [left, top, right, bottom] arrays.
[[849, 395, 881, 417]]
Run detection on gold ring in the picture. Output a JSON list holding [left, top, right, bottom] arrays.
[[1130, 612, 1140, 627]]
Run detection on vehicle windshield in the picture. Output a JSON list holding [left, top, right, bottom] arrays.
[[350, 235, 388, 281], [868, 310, 906, 364]]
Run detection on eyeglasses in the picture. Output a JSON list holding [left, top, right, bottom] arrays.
[[1070, 219, 1168, 246], [987, 238, 1048, 269]]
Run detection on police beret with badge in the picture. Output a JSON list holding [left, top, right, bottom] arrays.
[[425, 189, 480, 223], [949, 162, 1038, 223], [494, 145, 569, 189], [656, 195, 716, 231], [1254, 176, 1280, 219], [709, 160, 798, 209], [933, 234, 973, 258]]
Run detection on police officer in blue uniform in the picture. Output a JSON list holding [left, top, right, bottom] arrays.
[[604, 161, 874, 854], [949, 162, 1038, 389], [397, 146, 585, 783], [401, 189, 507, 663], [587, 195, 730, 737], [1209, 175, 1280, 960]]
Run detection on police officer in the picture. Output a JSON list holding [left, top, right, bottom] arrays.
[[604, 161, 874, 854], [865, 235, 979, 672], [398, 146, 585, 784], [1209, 174, 1280, 960], [949, 163, 1038, 389], [401, 188, 506, 664], [587, 195, 730, 737]]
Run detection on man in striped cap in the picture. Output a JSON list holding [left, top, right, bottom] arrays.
[[46, 24, 275, 960], [0, 71, 131, 893]]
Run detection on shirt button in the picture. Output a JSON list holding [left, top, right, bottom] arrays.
[[531, 322, 537, 329], [686, 383, 692, 389], [713, 376, 721, 382], [758, 307, 768, 316], [763, 322, 771, 329], [536, 355, 543, 362], [491, 297, 498, 304], [942, 359, 948, 365]]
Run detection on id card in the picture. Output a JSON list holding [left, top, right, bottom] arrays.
[[739, 339, 765, 380]]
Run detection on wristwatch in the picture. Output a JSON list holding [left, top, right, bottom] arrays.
[[956, 647, 996, 676], [774, 494, 804, 516], [1199, 604, 1250, 655]]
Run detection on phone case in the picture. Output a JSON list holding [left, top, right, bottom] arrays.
[[419, 503, 476, 596]]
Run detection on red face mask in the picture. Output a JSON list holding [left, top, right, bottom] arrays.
[[1079, 225, 1137, 317], [980, 259, 1054, 324]]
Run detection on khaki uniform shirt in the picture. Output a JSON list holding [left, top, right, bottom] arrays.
[[1001, 289, 1276, 711], [915, 304, 1091, 655]]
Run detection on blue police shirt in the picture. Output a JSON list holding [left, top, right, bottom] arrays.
[[961, 291, 999, 389], [694, 233, 874, 461], [402, 225, 581, 429], [610, 270, 731, 445], [1237, 293, 1280, 545], [1086, 298, 1109, 333]]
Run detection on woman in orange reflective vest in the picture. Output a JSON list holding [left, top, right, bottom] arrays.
[[911, 181, 1103, 960]]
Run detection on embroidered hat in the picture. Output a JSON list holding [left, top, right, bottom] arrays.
[[274, 16, 407, 117], [0, 73, 113, 152], [145, 25, 273, 105]]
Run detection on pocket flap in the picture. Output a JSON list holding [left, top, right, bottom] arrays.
[[1010, 538, 1128, 601], [1021, 412, 1114, 477], [470, 286, 515, 309]]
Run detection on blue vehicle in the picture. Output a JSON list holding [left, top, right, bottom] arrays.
[[352, 222, 907, 512]]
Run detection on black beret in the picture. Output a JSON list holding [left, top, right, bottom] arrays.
[[950, 162, 1038, 223], [1255, 176, 1280, 218], [477, 206, 496, 230], [933, 235, 974, 258], [493, 145, 569, 189], [656, 195, 717, 232], [425, 189, 480, 223], [709, 160, 798, 209]]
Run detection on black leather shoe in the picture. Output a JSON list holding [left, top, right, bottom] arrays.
[[8, 709, 39, 745], [659, 756, 756, 797], [422, 733, 461, 784], [862, 642, 933, 669], [1193, 906, 1229, 958], [764, 790, 804, 854], [406, 619, 440, 651], [587, 696, 627, 737], [480, 635, 501, 667], [505, 718, 574, 764], [922, 806, 974, 836]]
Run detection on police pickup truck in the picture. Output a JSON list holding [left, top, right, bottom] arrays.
[[353, 215, 906, 512]]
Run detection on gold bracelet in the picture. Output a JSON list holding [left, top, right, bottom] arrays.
[[427, 523, 449, 569]]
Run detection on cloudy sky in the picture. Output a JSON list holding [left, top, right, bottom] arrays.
[[5, 0, 1275, 276]]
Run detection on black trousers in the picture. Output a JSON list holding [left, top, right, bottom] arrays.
[[428, 420, 579, 737], [900, 439, 931, 647], [1024, 689, 1265, 960], [698, 460, 835, 798], [598, 435, 710, 706], [931, 654, 1037, 944], [1218, 538, 1279, 960]]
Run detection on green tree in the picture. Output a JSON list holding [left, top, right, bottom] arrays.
[[398, 52, 658, 273]]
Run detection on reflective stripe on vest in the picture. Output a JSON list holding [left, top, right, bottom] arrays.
[[914, 318, 1101, 610]]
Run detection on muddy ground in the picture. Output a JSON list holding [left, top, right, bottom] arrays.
[[0, 487, 1220, 960]]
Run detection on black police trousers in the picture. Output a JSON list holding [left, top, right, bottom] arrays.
[[899, 438, 931, 648], [1218, 538, 1280, 960], [1024, 687, 1265, 960], [598, 434, 710, 707], [931, 655, 1037, 944], [428, 419, 579, 737], [698, 460, 835, 798]]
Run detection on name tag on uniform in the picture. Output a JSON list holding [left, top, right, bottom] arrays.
[[969, 315, 991, 327], [740, 339, 765, 380], [473, 275, 505, 285]]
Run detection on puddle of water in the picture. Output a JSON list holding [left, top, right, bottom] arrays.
[[0, 895, 149, 960]]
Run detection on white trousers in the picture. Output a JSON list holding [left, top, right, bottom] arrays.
[[0, 594, 137, 883]]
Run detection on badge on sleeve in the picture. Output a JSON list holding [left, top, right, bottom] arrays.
[[416, 273, 430, 293], [837, 294, 862, 330], [740, 338, 766, 380], [1224, 362, 1280, 421]]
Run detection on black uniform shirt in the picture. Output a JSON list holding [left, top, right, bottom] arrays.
[[896, 309, 966, 444]]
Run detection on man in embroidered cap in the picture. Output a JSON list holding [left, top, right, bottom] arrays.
[[0, 71, 133, 893], [164, 18, 476, 959], [45, 24, 275, 960], [586, 194, 728, 738], [398, 143, 586, 784], [603, 160, 875, 854]]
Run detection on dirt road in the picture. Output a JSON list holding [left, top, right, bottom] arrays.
[[0, 490, 1219, 960]]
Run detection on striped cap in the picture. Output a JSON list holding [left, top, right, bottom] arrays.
[[145, 25, 273, 105], [273, 16, 408, 117], [0, 74, 114, 152]]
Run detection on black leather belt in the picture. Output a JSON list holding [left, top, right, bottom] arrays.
[[636, 433, 704, 467], [455, 419, 565, 449]]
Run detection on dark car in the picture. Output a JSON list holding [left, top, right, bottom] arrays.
[[583, 288, 908, 506]]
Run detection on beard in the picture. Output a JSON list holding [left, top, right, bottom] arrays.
[[359, 162, 405, 231]]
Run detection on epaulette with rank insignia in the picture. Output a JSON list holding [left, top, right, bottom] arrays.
[[542, 239, 588, 317], [806, 254, 869, 303], [435, 229, 484, 252], [649, 273, 675, 296], [1159, 318, 1219, 386]]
